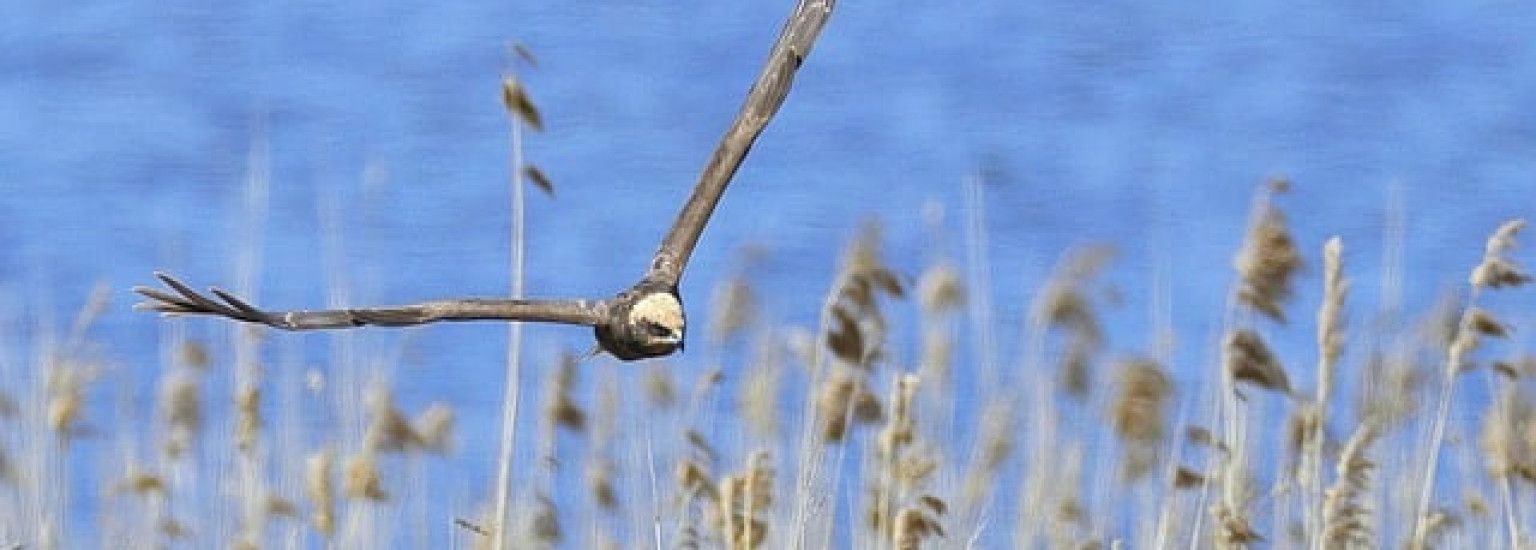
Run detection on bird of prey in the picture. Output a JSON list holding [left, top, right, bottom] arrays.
[[135, 0, 836, 361]]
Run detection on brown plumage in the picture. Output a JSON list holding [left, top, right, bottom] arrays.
[[134, 0, 838, 361]]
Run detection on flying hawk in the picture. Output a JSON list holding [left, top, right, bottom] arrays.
[[135, 0, 836, 361]]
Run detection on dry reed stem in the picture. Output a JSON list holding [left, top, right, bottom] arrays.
[[1303, 237, 1347, 547], [1033, 246, 1113, 398], [1414, 219, 1528, 547], [1320, 421, 1379, 549], [492, 57, 536, 550]]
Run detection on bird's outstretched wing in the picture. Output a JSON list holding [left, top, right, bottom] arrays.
[[648, 0, 836, 286], [134, 272, 607, 330]]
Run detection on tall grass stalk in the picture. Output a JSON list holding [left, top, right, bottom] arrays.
[[490, 77, 530, 550], [1413, 219, 1528, 547], [1305, 236, 1346, 550]]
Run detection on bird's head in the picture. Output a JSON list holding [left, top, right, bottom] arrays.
[[595, 284, 685, 360], [628, 291, 685, 349]]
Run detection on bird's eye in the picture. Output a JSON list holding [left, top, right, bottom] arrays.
[[644, 322, 673, 338]]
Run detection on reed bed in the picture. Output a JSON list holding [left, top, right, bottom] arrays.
[[3, 175, 1533, 549], [2, 77, 1534, 548]]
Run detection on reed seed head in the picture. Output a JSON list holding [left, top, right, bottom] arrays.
[[1234, 197, 1302, 322], [530, 493, 561, 543], [500, 77, 544, 132], [918, 264, 964, 315], [413, 403, 455, 453], [343, 452, 387, 501], [1224, 329, 1291, 394], [307, 448, 335, 536], [235, 385, 261, 452], [1111, 358, 1171, 480], [1470, 219, 1530, 289]]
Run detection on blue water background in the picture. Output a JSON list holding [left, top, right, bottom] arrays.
[[3, 0, 1536, 545]]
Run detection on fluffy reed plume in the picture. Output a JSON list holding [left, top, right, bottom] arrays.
[[177, 340, 211, 370], [868, 374, 944, 545], [1416, 219, 1528, 547], [1211, 401, 1263, 546], [343, 452, 387, 501], [45, 360, 92, 438], [116, 469, 168, 497], [918, 263, 964, 315], [234, 385, 261, 452], [825, 223, 904, 368], [1479, 372, 1534, 547], [362, 386, 455, 454], [1211, 502, 1263, 545], [307, 449, 336, 537], [896, 452, 940, 492], [1465, 307, 1508, 338], [414, 404, 455, 453], [1287, 401, 1321, 468], [1413, 510, 1461, 549], [364, 387, 419, 453], [1224, 329, 1291, 394], [678, 458, 718, 502], [878, 374, 919, 458], [1034, 246, 1113, 398], [1315, 237, 1348, 400], [586, 462, 617, 510], [535, 355, 585, 438], [718, 451, 773, 549], [529, 493, 561, 544], [41, 284, 110, 441], [892, 506, 945, 550], [160, 518, 192, 539], [676, 444, 720, 548], [1439, 307, 1509, 379], [1174, 467, 1207, 489], [1470, 220, 1531, 289], [1186, 426, 1223, 451], [1233, 184, 1302, 322], [161, 373, 202, 458], [1320, 421, 1380, 548], [1110, 358, 1172, 481], [816, 371, 883, 442]]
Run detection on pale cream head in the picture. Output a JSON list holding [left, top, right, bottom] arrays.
[[629, 292, 685, 343]]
